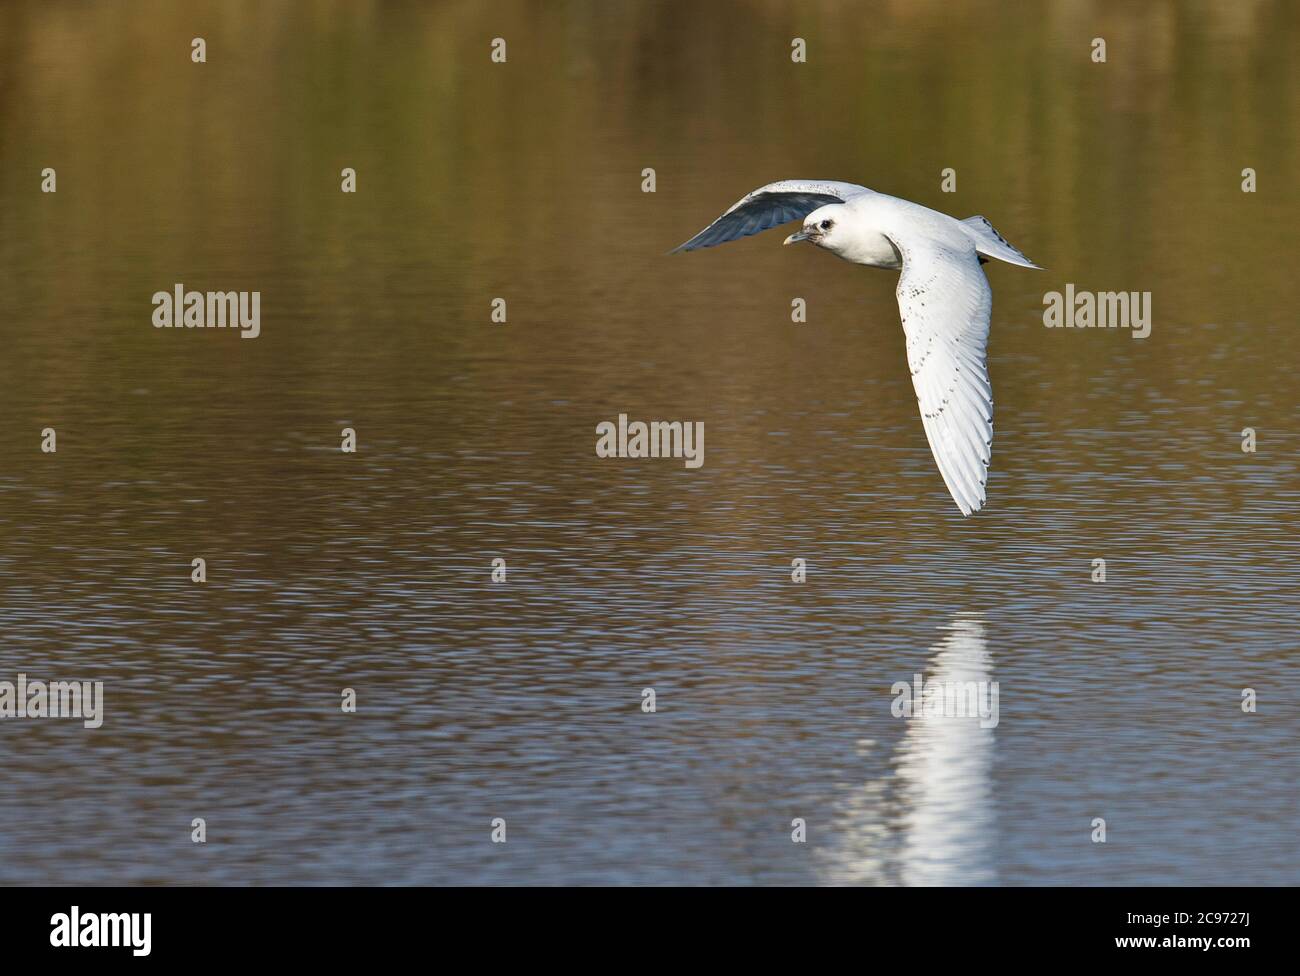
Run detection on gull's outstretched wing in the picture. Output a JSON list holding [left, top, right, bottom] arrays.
[[671, 180, 868, 253], [888, 234, 995, 516]]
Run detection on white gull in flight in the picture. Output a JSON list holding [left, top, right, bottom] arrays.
[[673, 180, 1040, 516]]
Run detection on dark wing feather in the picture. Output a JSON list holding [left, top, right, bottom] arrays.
[[671, 180, 866, 253]]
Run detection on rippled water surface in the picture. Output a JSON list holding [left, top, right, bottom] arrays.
[[0, 0, 1297, 885]]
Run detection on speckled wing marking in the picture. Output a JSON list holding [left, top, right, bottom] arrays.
[[889, 235, 995, 515], [671, 180, 868, 253]]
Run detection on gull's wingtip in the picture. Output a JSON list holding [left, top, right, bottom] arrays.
[[952, 487, 987, 517], [669, 234, 709, 255]]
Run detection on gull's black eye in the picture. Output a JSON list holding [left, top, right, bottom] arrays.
[[820, 219, 832, 230]]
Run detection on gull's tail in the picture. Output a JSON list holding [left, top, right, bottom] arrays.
[[960, 216, 1041, 269]]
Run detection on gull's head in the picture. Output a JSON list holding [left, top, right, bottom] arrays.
[[783, 205, 847, 252]]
